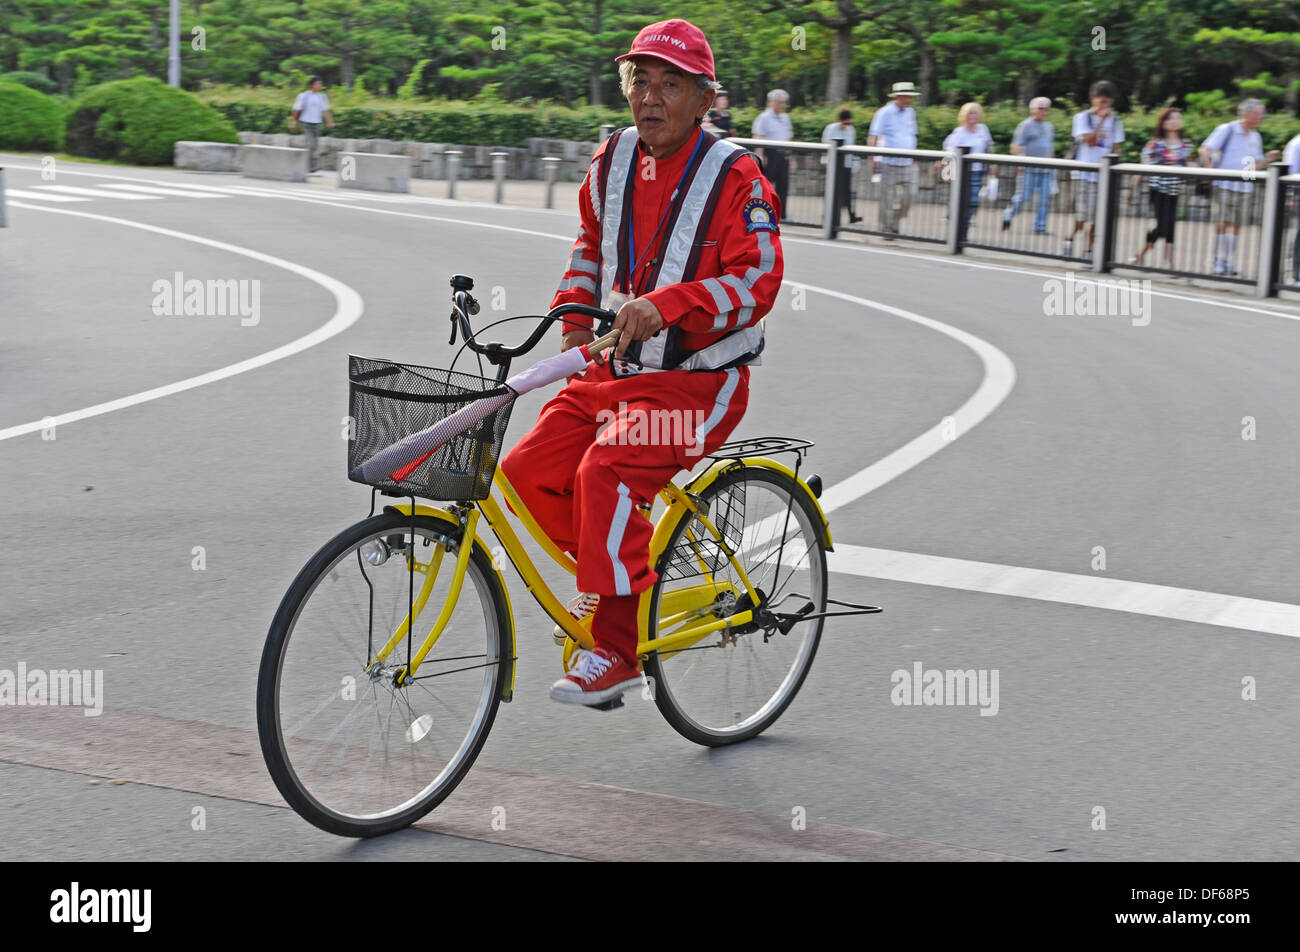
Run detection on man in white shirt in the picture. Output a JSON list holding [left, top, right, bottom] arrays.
[[867, 81, 919, 238], [290, 77, 336, 172], [1198, 99, 1280, 276], [1065, 80, 1124, 258], [821, 109, 862, 224], [1284, 131, 1300, 284], [752, 89, 793, 221]]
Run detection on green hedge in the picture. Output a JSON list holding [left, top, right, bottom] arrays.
[[0, 81, 65, 151], [197, 88, 1300, 158], [2, 71, 58, 95], [67, 78, 238, 165]]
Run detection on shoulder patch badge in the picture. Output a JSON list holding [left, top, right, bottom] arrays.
[[743, 198, 778, 234]]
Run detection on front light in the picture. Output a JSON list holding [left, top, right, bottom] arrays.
[[360, 539, 390, 565]]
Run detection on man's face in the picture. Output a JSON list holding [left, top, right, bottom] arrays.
[[310, 80, 323, 92], [770, 98, 786, 113], [1242, 106, 1264, 130], [1031, 102, 1049, 120], [626, 58, 711, 156], [1091, 95, 1112, 112], [715, 94, 728, 110], [894, 95, 914, 110]]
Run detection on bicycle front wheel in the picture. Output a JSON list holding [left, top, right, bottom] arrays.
[[645, 466, 828, 746], [256, 510, 510, 837]]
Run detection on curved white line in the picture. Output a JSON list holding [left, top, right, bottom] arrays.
[[4, 185, 1013, 518], [0, 203, 364, 442], [785, 281, 1016, 513]]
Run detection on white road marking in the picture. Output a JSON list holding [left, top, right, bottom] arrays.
[[99, 183, 229, 198], [784, 281, 1016, 510], [2, 188, 89, 202], [33, 185, 162, 200], [829, 544, 1300, 638], [0, 203, 364, 442]]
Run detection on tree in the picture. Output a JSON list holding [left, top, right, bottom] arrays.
[[270, 0, 420, 90]]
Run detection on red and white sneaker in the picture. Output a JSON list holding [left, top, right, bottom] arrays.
[[552, 591, 599, 646], [550, 646, 644, 706]]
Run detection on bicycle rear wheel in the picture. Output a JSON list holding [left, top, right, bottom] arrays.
[[644, 466, 828, 746], [256, 510, 510, 837]]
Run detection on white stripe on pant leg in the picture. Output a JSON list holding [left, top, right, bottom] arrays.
[[606, 481, 635, 596], [694, 368, 740, 446]]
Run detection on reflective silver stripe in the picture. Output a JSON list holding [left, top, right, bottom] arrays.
[[557, 274, 596, 294], [677, 322, 764, 371], [694, 368, 741, 445], [599, 131, 640, 307], [605, 481, 635, 596], [639, 333, 666, 368], [588, 157, 603, 222], [749, 177, 763, 199], [701, 277, 732, 314], [719, 273, 756, 308], [568, 255, 599, 276], [655, 137, 744, 287]]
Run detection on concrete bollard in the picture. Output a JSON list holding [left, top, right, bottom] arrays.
[[492, 151, 508, 204], [0, 167, 6, 228], [446, 150, 462, 199], [600, 124, 615, 142], [543, 156, 560, 209]]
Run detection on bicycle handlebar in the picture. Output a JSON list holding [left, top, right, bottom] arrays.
[[448, 275, 616, 368]]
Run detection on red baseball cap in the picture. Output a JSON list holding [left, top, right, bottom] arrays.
[[615, 19, 715, 82]]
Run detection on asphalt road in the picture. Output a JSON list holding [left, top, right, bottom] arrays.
[[2, 154, 1298, 861]]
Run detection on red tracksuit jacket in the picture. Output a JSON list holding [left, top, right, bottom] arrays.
[[550, 126, 784, 347]]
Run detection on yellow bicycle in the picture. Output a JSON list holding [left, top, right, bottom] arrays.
[[256, 275, 878, 837]]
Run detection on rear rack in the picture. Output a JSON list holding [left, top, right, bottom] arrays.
[[705, 436, 813, 464]]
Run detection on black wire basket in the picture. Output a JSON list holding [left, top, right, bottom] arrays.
[[657, 478, 746, 582], [348, 355, 513, 501]]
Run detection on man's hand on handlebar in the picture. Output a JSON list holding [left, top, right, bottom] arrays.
[[613, 298, 664, 359]]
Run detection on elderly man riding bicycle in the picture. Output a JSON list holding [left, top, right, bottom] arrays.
[[500, 18, 785, 706]]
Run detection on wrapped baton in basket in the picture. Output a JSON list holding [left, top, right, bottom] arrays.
[[347, 328, 618, 501], [347, 357, 514, 500]]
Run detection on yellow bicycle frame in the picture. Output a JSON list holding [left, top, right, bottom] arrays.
[[375, 455, 833, 702]]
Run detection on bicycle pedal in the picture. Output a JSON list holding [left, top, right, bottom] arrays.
[[592, 696, 625, 712]]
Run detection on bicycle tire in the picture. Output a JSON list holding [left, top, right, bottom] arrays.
[[644, 465, 828, 747], [257, 510, 511, 837]]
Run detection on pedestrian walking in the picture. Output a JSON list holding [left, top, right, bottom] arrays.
[[1131, 107, 1192, 269], [821, 109, 862, 224], [752, 89, 793, 220], [289, 77, 335, 173], [1066, 80, 1124, 258], [1284, 130, 1300, 285], [705, 89, 733, 138], [868, 81, 920, 240], [1198, 99, 1280, 276], [1002, 97, 1055, 234], [943, 102, 997, 238]]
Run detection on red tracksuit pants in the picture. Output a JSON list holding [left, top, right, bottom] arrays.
[[500, 358, 750, 666]]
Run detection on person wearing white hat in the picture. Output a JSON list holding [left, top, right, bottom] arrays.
[[868, 82, 920, 238]]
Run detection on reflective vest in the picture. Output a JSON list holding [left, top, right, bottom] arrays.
[[595, 127, 766, 373]]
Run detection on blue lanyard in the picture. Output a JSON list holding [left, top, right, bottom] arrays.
[[623, 130, 707, 296]]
